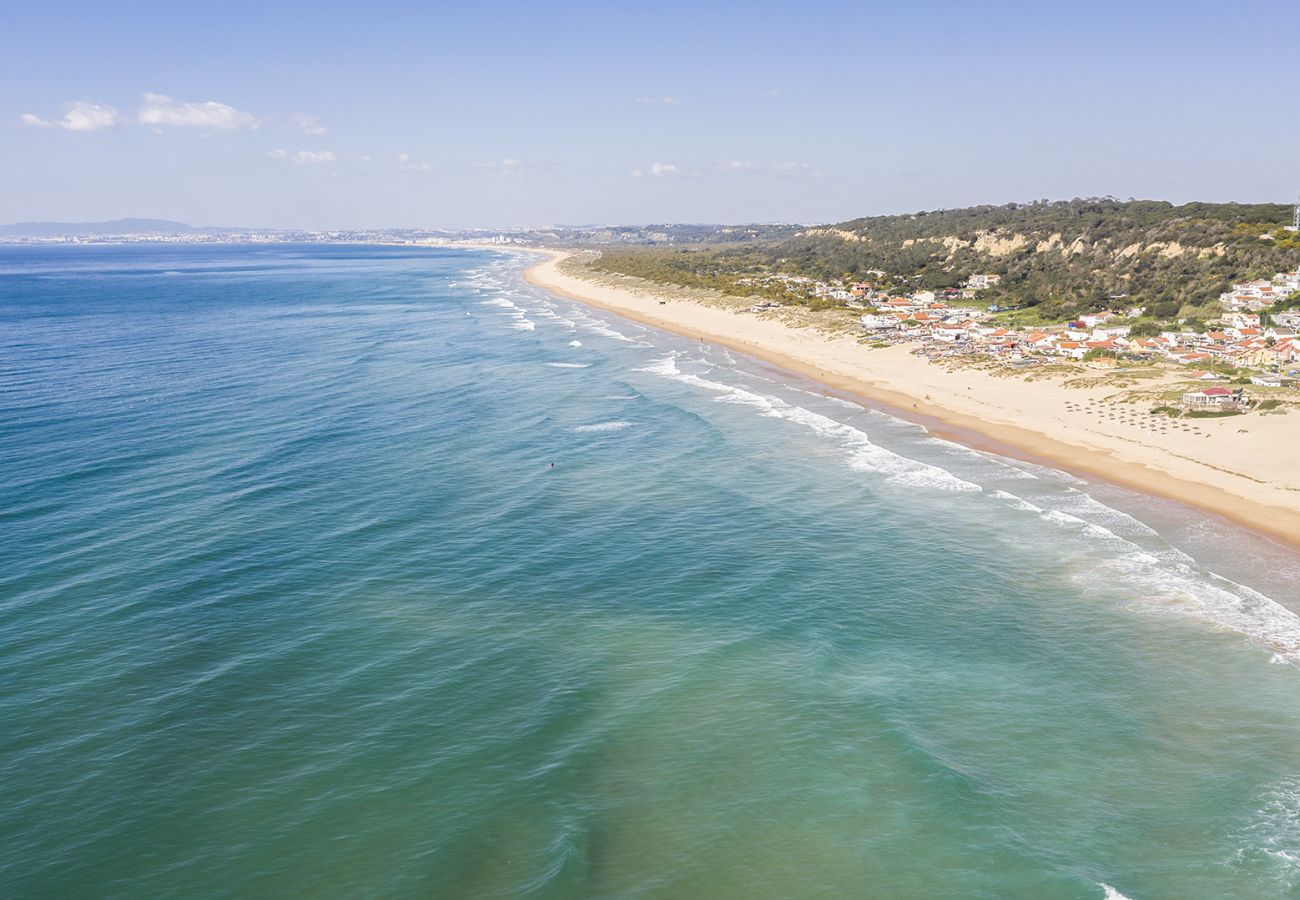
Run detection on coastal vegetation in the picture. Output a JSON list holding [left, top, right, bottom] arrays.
[[590, 199, 1299, 323]]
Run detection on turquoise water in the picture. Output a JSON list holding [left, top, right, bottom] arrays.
[[3, 244, 1300, 899]]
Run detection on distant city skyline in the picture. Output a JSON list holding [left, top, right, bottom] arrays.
[[3, 0, 1298, 228]]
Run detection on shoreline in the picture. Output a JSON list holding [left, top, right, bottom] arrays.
[[521, 249, 1300, 554]]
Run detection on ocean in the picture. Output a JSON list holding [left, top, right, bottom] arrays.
[[2, 243, 1299, 899]]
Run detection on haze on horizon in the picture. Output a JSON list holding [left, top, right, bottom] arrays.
[[3, 0, 1297, 230]]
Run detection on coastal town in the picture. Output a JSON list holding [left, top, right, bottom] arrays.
[[739, 265, 1300, 413]]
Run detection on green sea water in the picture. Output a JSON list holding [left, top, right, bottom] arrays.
[[2, 244, 1299, 898]]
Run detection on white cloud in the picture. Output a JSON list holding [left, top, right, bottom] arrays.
[[636, 95, 678, 105], [631, 160, 820, 179], [395, 152, 431, 172], [629, 162, 681, 178], [477, 157, 523, 178], [268, 148, 336, 164], [20, 101, 123, 131], [715, 160, 821, 176], [292, 113, 326, 136], [294, 150, 335, 164], [138, 93, 259, 129], [632, 162, 680, 177]]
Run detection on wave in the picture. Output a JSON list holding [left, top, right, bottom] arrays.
[[568, 340, 583, 347], [990, 489, 1043, 514], [574, 315, 651, 346], [575, 421, 632, 432], [1099, 885, 1134, 900], [987, 485, 1300, 664], [636, 355, 980, 493], [1232, 776, 1300, 890], [638, 356, 1300, 665], [546, 362, 590, 369]]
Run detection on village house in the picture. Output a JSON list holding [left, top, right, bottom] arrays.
[[1078, 311, 1119, 328], [965, 273, 1001, 290], [860, 313, 899, 331], [1181, 386, 1243, 410], [1224, 312, 1262, 330]]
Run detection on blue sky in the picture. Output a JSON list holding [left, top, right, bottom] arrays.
[[2, 0, 1297, 228]]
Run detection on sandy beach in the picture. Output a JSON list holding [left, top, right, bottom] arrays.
[[523, 250, 1300, 551]]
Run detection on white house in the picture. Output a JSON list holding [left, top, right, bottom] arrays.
[[965, 273, 1001, 290], [1225, 312, 1262, 329], [861, 314, 899, 331]]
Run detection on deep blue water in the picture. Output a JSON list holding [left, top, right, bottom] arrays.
[[2, 243, 1300, 899]]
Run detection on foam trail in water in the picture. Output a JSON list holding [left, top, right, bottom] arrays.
[[987, 484, 1300, 665], [641, 355, 1300, 665], [1233, 776, 1300, 889], [575, 421, 633, 432], [637, 355, 980, 493]]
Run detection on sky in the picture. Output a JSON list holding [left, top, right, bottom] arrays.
[[2, 0, 1298, 229]]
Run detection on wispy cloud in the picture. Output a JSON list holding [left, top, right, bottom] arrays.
[[716, 160, 822, 177], [631, 160, 822, 178], [636, 95, 678, 105], [291, 113, 326, 136], [21, 101, 124, 131], [268, 148, 336, 164], [629, 162, 681, 178], [395, 152, 431, 172], [138, 93, 259, 129], [476, 157, 524, 178]]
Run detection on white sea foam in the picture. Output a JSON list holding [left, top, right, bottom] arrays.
[[1099, 885, 1134, 900], [568, 340, 583, 347], [483, 298, 536, 331], [636, 358, 1300, 664], [1035, 492, 1300, 664], [990, 490, 1043, 514], [592, 324, 634, 341], [636, 356, 981, 493], [575, 421, 632, 432], [546, 362, 590, 368], [1232, 777, 1300, 889], [577, 315, 649, 345]]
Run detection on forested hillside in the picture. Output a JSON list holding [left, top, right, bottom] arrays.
[[591, 199, 1300, 320]]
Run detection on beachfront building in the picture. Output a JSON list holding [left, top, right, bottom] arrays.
[[861, 313, 899, 331], [1181, 386, 1243, 411]]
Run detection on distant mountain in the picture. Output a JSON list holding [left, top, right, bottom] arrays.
[[0, 218, 228, 237]]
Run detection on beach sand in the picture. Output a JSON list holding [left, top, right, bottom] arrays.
[[523, 250, 1300, 551]]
